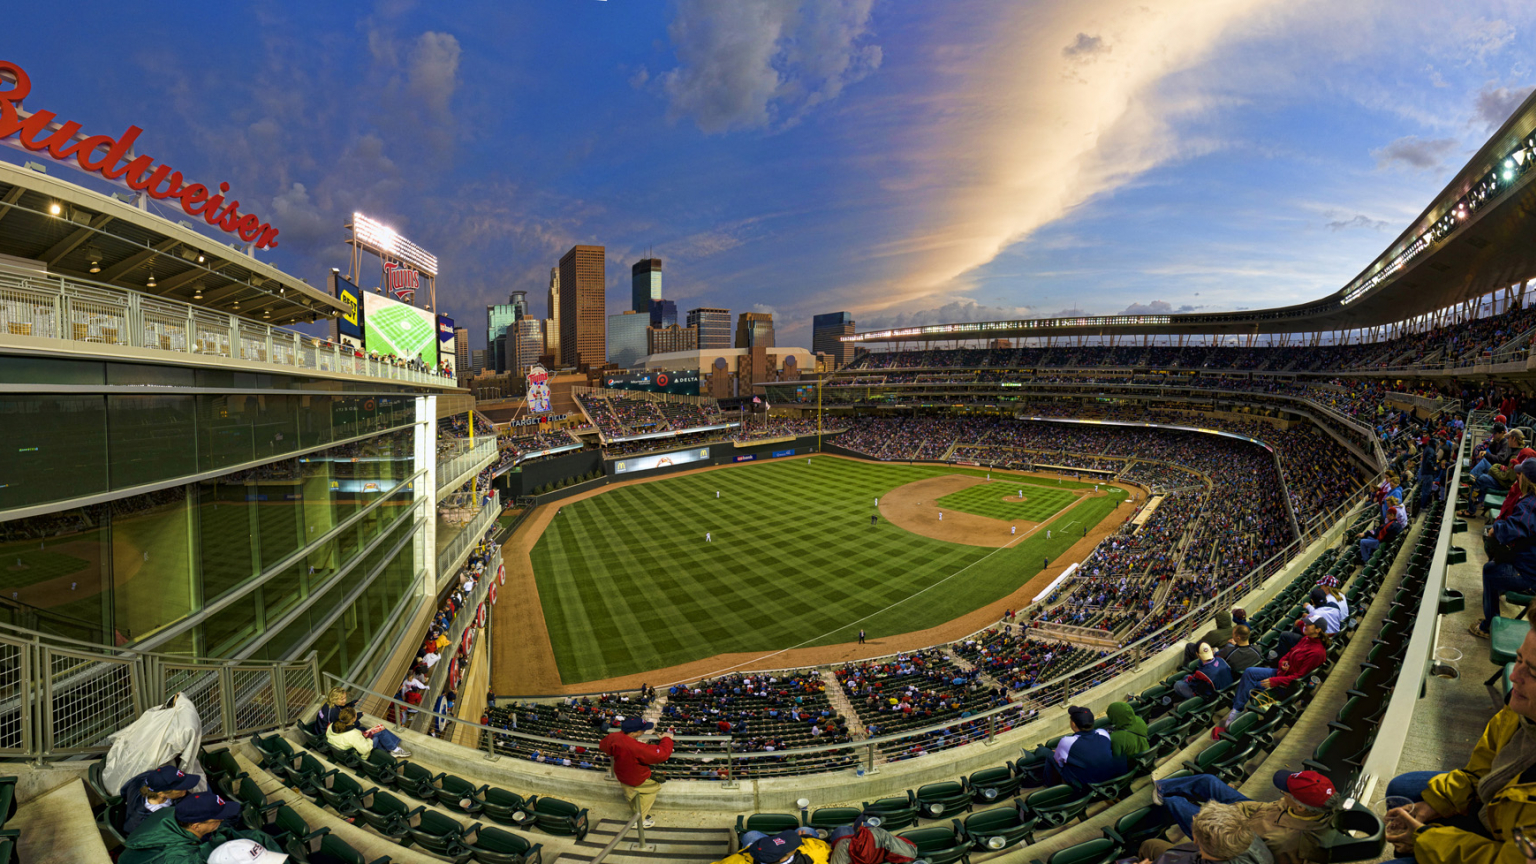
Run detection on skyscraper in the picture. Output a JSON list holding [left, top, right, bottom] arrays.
[[649, 299, 677, 329], [812, 311, 856, 368], [631, 258, 662, 313], [647, 324, 696, 355], [453, 326, 469, 377], [559, 245, 605, 369], [607, 310, 649, 369], [510, 290, 529, 321], [545, 267, 561, 365], [486, 300, 518, 372], [735, 311, 775, 349], [687, 307, 731, 350], [512, 318, 544, 376]]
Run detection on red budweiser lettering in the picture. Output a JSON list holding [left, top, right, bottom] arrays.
[[0, 60, 280, 250]]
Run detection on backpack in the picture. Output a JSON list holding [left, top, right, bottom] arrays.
[[1181, 670, 1217, 700]]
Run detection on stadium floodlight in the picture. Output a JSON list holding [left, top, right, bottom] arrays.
[[48, 201, 61, 216], [351, 212, 439, 277]]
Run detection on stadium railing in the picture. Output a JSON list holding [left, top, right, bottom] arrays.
[[410, 542, 503, 736], [437, 491, 501, 593], [0, 269, 458, 389], [437, 437, 500, 498], [0, 617, 319, 759]]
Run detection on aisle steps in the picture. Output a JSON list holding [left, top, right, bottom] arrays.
[[552, 818, 730, 863]]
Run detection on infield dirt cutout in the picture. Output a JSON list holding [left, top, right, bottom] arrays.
[[877, 474, 1098, 547], [493, 454, 1140, 695]]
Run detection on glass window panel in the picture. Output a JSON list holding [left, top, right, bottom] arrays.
[[197, 395, 256, 472], [0, 356, 104, 385], [252, 395, 299, 462], [0, 395, 108, 510], [107, 395, 197, 489], [256, 467, 304, 570], [259, 606, 312, 662], [341, 602, 366, 676], [297, 395, 332, 450], [110, 487, 193, 643], [203, 593, 260, 657], [261, 561, 306, 624], [197, 480, 259, 604], [0, 504, 110, 643], [310, 620, 343, 676]]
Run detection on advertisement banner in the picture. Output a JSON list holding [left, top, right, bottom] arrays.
[[771, 449, 795, 458], [733, 454, 756, 463], [601, 369, 702, 395], [334, 274, 365, 348], [363, 291, 437, 366], [613, 447, 711, 475], [526, 366, 552, 413], [436, 314, 456, 377]]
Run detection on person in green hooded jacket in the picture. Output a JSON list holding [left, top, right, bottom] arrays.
[[1107, 701, 1149, 761], [119, 792, 282, 864]]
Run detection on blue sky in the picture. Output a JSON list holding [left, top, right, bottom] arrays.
[[4, 0, 1534, 349]]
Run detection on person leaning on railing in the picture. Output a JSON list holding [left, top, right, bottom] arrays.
[[598, 717, 673, 829]]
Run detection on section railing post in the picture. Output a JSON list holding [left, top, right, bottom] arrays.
[[218, 665, 238, 743], [272, 661, 289, 728], [987, 713, 997, 745], [482, 721, 500, 762]]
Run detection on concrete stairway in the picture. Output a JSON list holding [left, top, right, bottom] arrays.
[[552, 818, 732, 863], [820, 669, 869, 741]]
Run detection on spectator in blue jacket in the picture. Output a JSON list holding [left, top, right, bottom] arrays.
[[1472, 460, 1536, 639], [1046, 705, 1127, 789], [1175, 643, 1234, 698]]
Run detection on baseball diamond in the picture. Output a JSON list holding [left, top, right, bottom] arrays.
[[526, 455, 1130, 684]]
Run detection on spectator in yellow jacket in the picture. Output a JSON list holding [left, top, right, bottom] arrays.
[[711, 829, 831, 864], [1384, 602, 1536, 864]]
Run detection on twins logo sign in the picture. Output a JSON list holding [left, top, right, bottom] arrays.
[[526, 365, 552, 414], [383, 262, 419, 303]]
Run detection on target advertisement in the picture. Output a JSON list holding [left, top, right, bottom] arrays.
[[363, 291, 438, 367]]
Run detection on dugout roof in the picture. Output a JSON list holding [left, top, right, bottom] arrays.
[[847, 88, 1536, 345]]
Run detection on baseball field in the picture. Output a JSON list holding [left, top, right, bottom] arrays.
[[527, 456, 1128, 684]]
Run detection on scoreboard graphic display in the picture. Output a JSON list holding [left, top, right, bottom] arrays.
[[363, 292, 438, 366], [613, 447, 710, 475]]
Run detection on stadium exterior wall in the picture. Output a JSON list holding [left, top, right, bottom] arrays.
[[384, 493, 1361, 809]]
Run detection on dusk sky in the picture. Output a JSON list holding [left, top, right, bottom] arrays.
[[6, 0, 1534, 349]]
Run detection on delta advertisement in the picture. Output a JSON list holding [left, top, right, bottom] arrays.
[[363, 291, 437, 366], [437, 315, 456, 377], [613, 447, 710, 475], [601, 369, 702, 396], [333, 274, 365, 351]]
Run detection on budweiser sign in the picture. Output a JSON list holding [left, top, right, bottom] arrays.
[[0, 60, 281, 250]]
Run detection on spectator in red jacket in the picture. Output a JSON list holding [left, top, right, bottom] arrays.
[[1216, 616, 1329, 733], [598, 717, 674, 828]]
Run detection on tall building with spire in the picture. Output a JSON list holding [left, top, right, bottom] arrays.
[[544, 266, 561, 366]]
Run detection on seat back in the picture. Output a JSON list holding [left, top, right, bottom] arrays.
[[807, 806, 862, 830], [1050, 837, 1120, 864]]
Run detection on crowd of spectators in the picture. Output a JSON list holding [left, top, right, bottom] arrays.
[[659, 672, 852, 754], [575, 392, 723, 439]]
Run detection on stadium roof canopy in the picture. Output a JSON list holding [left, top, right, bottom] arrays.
[[847, 89, 1536, 345], [0, 160, 345, 325]]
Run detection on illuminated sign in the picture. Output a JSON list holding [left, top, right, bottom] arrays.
[[351, 212, 438, 277], [0, 60, 282, 249], [385, 261, 420, 302], [335, 275, 364, 342]]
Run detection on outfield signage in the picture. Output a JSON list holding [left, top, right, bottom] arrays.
[[613, 447, 710, 475], [608, 421, 737, 444], [511, 413, 569, 427], [602, 369, 702, 395], [771, 449, 794, 458], [436, 314, 456, 377], [733, 455, 756, 462], [334, 274, 364, 345], [0, 60, 282, 249]]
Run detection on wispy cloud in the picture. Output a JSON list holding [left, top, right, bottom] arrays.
[[1474, 81, 1535, 130], [1325, 213, 1391, 231], [1372, 135, 1458, 169]]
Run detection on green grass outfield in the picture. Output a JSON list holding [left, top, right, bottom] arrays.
[[935, 479, 1123, 522], [530, 457, 1127, 683]]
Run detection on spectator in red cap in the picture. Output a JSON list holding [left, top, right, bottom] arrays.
[[598, 717, 674, 828], [1152, 768, 1338, 864]]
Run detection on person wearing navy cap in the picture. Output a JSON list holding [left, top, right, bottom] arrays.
[[747, 828, 831, 863], [119, 764, 201, 834], [120, 791, 280, 864], [598, 716, 674, 828]]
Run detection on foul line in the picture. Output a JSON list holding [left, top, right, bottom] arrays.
[[655, 495, 1100, 688]]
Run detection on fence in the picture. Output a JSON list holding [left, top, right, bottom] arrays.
[[436, 437, 499, 497], [436, 492, 501, 592], [0, 270, 457, 388], [0, 620, 318, 761]]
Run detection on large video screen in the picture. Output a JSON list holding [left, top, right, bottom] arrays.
[[601, 369, 701, 395], [363, 291, 437, 366], [612, 447, 710, 475]]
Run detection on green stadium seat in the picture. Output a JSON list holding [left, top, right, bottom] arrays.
[[405, 809, 474, 862], [1315, 805, 1386, 862], [285, 832, 391, 864], [1022, 784, 1092, 828], [315, 770, 374, 817], [1035, 836, 1122, 864], [917, 780, 973, 819], [529, 796, 588, 840], [86, 762, 120, 809], [961, 802, 1037, 851], [736, 813, 801, 845], [356, 790, 421, 839], [861, 792, 919, 830], [1107, 807, 1171, 853], [969, 765, 1020, 803], [394, 762, 443, 801], [480, 787, 534, 827], [897, 822, 970, 864], [805, 806, 862, 835], [357, 748, 401, 789], [435, 773, 489, 815], [468, 825, 543, 864]]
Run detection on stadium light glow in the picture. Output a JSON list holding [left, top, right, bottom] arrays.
[[352, 212, 439, 277]]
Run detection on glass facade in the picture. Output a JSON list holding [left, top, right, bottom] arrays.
[[0, 426, 424, 678], [608, 310, 650, 368]]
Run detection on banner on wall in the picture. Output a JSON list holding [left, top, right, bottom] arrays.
[[497, 564, 506, 586], [488, 582, 498, 606], [437, 314, 456, 377], [333, 273, 365, 351]]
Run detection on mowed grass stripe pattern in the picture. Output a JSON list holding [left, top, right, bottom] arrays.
[[531, 458, 1131, 684], [936, 480, 1099, 522]]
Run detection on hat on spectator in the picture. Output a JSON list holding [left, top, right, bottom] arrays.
[[748, 829, 804, 863], [1067, 706, 1094, 728], [619, 717, 653, 734], [1496, 414, 1508, 424], [1519, 459, 1536, 483], [174, 792, 241, 823], [207, 839, 288, 864], [1495, 422, 1508, 433], [1272, 769, 1336, 808], [1197, 643, 1215, 662], [1309, 587, 1326, 606], [143, 765, 201, 792]]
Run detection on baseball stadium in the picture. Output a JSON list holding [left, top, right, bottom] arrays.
[[2, 23, 1536, 864]]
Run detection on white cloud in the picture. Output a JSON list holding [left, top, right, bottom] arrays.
[[657, 0, 882, 133], [1119, 300, 1203, 314], [1325, 213, 1390, 231], [269, 183, 334, 252], [1474, 82, 1535, 130], [858, 299, 1036, 331]]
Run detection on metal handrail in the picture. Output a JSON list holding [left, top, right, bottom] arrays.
[[436, 437, 499, 496], [0, 268, 458, 389], [436, 492, 500, 590]]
